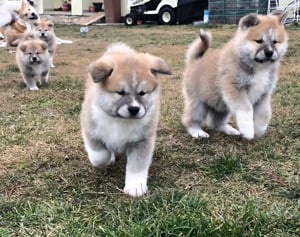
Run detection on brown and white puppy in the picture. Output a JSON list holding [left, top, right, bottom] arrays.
[[2, 19, 28, 47], [0, 0, 39, 27], [80, 42, 171, 197], [33, 19, 57, 67], [0, 0, 39, 47], [182, 11, 288, 140], [16, 32, 51, 90]]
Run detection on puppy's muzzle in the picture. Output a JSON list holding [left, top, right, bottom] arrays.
[[28, 12, 38, 20], [30, 56, 40, 64]]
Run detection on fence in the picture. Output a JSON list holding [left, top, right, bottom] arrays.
[[209, 0, 299, 23]]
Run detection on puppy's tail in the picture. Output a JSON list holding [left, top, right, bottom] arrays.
[[185, 29, 212, 64]]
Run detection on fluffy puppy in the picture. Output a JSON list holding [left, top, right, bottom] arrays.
[[182, 11, 288, 140], [16, 32, 51, 90], [0, 0, 39, 28], [80, 42, 171, 197], [33, 19, 57, 67], [3, 19, 28, 47]]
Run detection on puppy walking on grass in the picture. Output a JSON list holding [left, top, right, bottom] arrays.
[[80, 42, 171, 197], [182, 11, 288, 140], [16, 32, 51, 90], [33, 19, 57, 68]]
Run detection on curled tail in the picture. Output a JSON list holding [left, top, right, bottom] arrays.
[[185, 29, 212, 64]]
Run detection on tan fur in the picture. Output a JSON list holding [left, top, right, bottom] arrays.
[[17, 0, 38, 20], [3, 20, 28, 46], [182, 12, 288, 140], [80, 42, 171, 197], [33, 19, 57, 67], [16, 36, 51, 90]]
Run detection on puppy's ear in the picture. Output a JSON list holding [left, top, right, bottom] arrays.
[[48, 23, 54, 28], [40, 41, 48, 51], [148, 55, 172, 75], [239, 13, 260, 31], [20, 44, 27, 52], [271, 9, 289, 25], [88, 60, 113, 83]]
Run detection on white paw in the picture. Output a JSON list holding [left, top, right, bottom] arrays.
[[240, 130, 254, 140], [124, 183, 148, 197], [124, 170, 148, 197], [220, 124, 241, 136], [187, 127, 209, 138], [51, 64, 55, 68], [29, 86, 39, 91], [87, 149, 113, 167]]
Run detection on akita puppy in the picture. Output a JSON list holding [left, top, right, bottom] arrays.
[[80, 42, 171, 197], [0, 0, 39, 28], [33, 19, 57, 68], [182, 11, 288, 140], [16, 32, 51, 90], [3, 19, 27, 47]]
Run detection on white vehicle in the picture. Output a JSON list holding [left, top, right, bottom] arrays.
[[124, 0, 208, 25]]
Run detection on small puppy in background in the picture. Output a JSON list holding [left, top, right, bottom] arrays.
[[182, 11, 288, 140], [2, 20, 28, 47], [33, 19, 57, 67], [80, 42, 171, 197], [16, 31, 51, 90]]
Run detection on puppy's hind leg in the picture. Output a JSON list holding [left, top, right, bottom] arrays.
[[207, 107, 240, 136], [182, 100, 209, 138]]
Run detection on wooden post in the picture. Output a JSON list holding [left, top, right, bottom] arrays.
[[71, 0, 83, 15]]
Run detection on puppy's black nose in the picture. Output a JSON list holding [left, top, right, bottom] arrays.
[[264, 48, 273, 58], [128, 106, 140, 116], [32, 56, 37, 61]]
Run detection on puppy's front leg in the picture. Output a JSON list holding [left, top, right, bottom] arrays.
[[254, 94, 272, 138], [84, 137, 115, 167], [124, 139, 154, 197], [40, 70, 49, 85], [236, 107, 254, 140], [22, 71, 38, 90], [224, 91, 254, 140]]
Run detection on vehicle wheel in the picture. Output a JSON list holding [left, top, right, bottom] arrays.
[[158, 7, 176, 25], [124, 13, 137, 26]]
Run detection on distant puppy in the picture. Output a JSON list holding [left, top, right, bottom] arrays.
[[80, 42, 171, 197], [16, 32, 51, 90], [33, 19, 57, 67], [182, 11, 288, 140], [3, 19, 28, 47]]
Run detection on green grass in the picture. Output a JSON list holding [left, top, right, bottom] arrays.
[[0, 23, 299, 236]]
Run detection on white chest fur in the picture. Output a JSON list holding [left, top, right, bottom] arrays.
[[247, 67, 272, 104], [90, 103, 152, 152]]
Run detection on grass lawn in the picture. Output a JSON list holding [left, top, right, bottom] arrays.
[[0, 22, 299, 236]]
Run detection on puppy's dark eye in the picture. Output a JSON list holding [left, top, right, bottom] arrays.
[[116, 90, 126, 96], [139, 91, 146, 96], [272, 40, 278, 44], [255, 39, 263, 44]]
